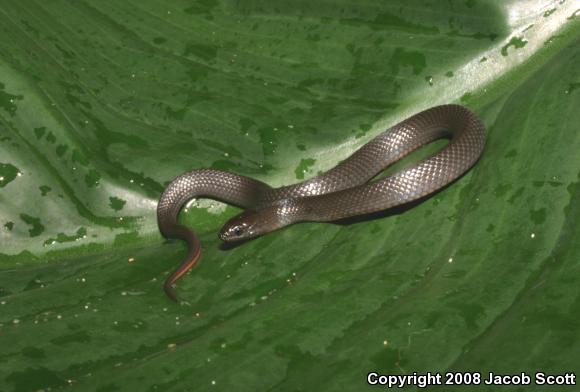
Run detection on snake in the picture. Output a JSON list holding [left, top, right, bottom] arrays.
[[157, 104, 486, 301]]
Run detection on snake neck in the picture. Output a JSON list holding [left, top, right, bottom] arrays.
[[157, 168, 271, 239]]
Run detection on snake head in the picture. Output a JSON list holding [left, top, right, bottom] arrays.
[[219, 201, 296, 242], [218, 209, 263, 242]]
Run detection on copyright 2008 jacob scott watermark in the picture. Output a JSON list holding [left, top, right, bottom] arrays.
[[367, 371, 576, 388]]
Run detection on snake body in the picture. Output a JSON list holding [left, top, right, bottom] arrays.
[[157, 104, 486, 301]]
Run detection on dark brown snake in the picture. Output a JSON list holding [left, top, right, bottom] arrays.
[[157, 104, 486, 301]]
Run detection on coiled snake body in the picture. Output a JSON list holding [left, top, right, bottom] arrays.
[[157, 104, 486, 301]]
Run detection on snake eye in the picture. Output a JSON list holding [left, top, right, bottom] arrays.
[[233, 226, 244, 236]]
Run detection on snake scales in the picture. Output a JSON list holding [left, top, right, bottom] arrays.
[[157, 104, 486, 301]]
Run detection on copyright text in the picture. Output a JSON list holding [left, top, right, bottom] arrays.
[[366, 371, 576, 388]]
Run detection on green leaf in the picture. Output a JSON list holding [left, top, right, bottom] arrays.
[[1, 1, 579, 391]]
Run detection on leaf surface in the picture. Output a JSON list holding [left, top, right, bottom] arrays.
[[1, 1, 579, 391]]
